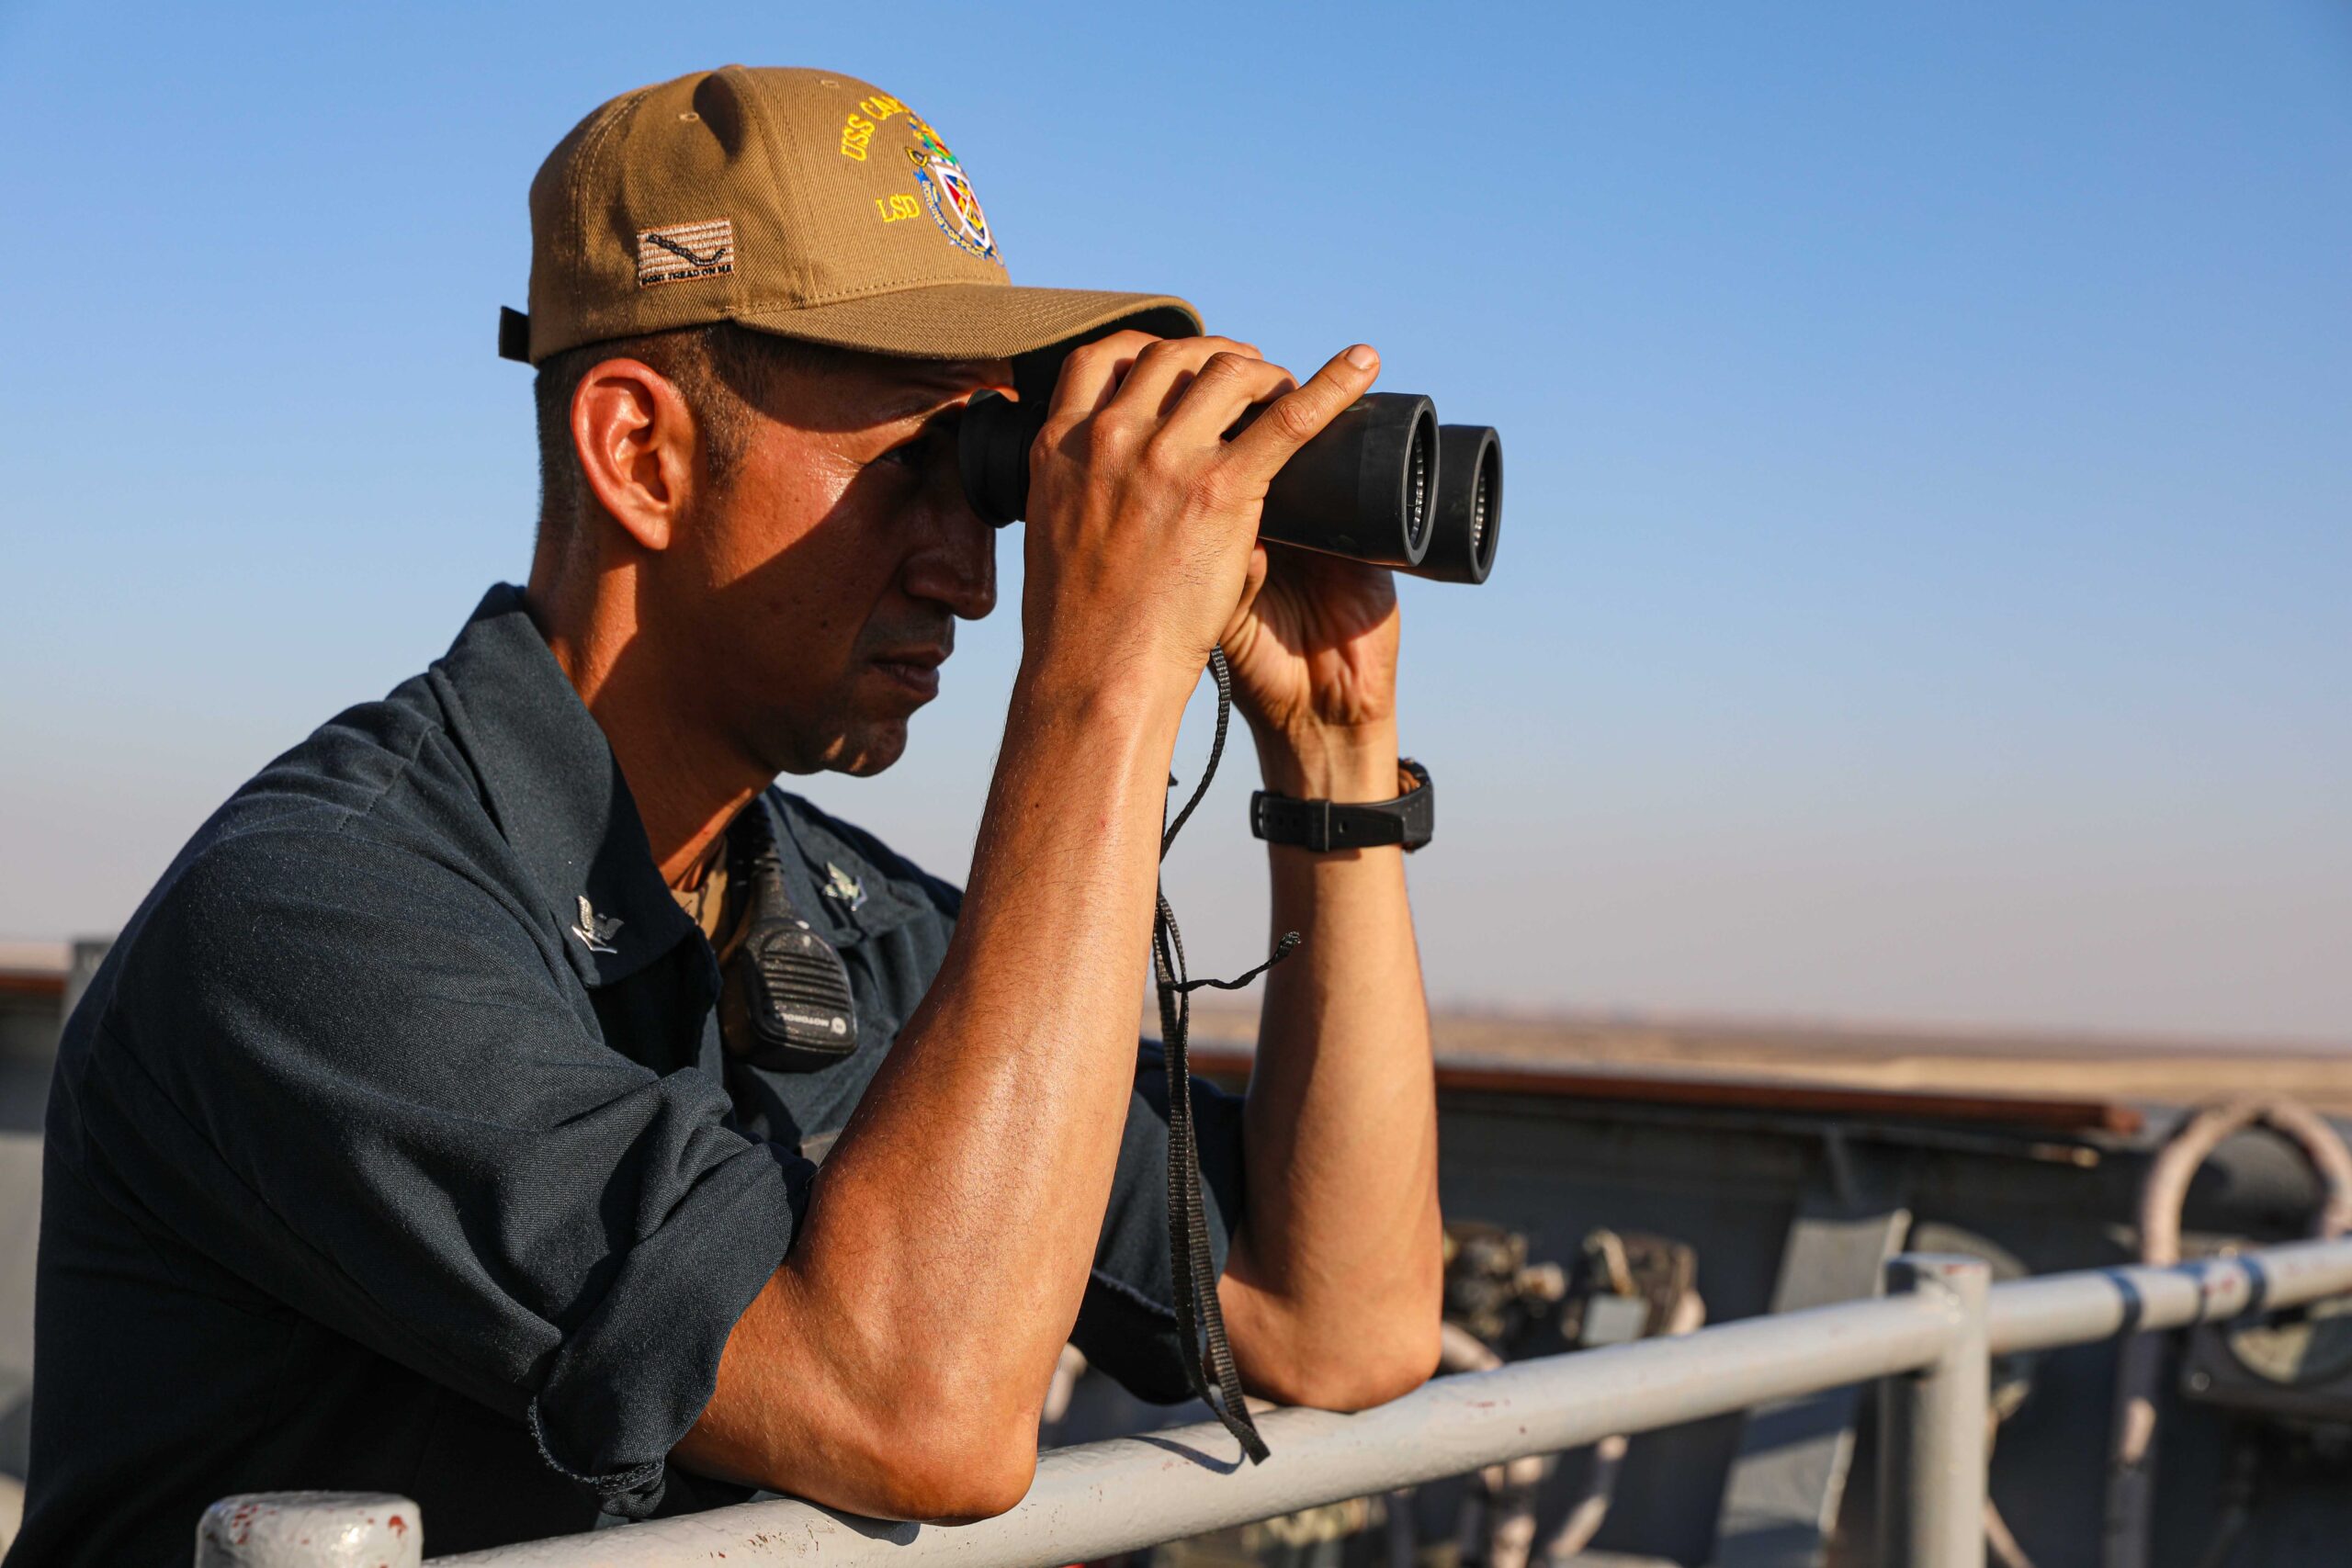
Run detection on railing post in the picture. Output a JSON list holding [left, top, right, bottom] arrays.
[[1879, 1254, 1989, 1568]]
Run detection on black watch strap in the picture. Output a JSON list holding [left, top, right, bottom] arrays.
[[1250, 759, 1433, 852]]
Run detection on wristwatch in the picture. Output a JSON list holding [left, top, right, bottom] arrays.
[[1250, 759, 1433, 852]]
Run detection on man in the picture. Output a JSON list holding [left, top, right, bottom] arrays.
[[20, 66, 1442, 1564]]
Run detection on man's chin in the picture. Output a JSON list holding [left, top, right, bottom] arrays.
[[820, 719, 910, 777], [757, 699, 916, 780]]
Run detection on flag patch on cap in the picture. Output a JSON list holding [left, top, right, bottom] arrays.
[[636, 219, 735, 287]]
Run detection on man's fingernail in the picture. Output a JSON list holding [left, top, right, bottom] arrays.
[[1345, 344, 1379, 371]]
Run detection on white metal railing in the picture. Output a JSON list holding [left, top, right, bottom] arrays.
[[194, 1236, 2352, 1568]]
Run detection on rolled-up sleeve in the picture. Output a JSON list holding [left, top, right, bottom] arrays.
[[74, 828, 807, 1517]]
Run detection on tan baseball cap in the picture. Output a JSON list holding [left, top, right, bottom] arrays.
[[500, 65, 1201, 365]]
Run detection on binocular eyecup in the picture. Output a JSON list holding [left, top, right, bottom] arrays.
[[1428, 423, 1502, 586], [957, 388, 1501, 585]]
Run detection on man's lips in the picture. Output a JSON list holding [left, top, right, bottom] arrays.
[[870, 647, 948, 700]]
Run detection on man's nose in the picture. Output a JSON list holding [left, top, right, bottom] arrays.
[[901, 490, 998, 622]]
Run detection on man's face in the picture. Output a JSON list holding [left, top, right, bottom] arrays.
[[671, 351, 1012, 778]]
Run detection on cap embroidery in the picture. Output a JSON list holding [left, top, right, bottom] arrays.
[[838, 92, 908, 162], [903, 115, 1001, 265], [636, 219, 735, 288]]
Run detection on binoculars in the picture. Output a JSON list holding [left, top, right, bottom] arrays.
[[957, 367, 1502, 586]]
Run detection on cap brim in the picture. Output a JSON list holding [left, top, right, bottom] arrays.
[[730, 283, 1201, 361]]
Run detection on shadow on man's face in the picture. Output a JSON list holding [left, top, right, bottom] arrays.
[[643, 351, 1013, 780]]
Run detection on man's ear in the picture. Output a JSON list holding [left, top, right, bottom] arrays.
[[571, 358, 699, 552]]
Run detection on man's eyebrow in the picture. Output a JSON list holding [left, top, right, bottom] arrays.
[[870, 365, 1009, 429], [877, 391, 967, 426]]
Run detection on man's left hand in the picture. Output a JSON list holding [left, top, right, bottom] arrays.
[[1222, 543, 1402, 800]]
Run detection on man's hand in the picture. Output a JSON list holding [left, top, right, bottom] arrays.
[[1221, 543, 1403, 800], [1019, 332, 1384, 706]]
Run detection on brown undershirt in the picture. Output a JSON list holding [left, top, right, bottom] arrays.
[[671, 828, 751, 964]]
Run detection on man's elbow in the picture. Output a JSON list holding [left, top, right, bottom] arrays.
[[1260, 1322, 1443, 1414], [858, 1406, 1040, 1522], [1310, 1336, 1442, 1414], [865, 1459, 1036, 1524]]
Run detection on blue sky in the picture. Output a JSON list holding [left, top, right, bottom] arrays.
[[2, 1, 2346, 1042]]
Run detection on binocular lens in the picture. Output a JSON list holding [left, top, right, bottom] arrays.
[[1407, 418, 1433, 558], [1415, 424, 1502, 585]]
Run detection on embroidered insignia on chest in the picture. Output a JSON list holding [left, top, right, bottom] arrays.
[[572, 895, 624, 954], [636, 219, 736, 288], [903, 116, 1001, 265], [823, 863, 868, 912]]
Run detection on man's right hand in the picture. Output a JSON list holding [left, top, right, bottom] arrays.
[[1016, 333, 1384, 703]]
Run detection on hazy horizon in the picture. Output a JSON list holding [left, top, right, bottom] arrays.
[[2, 2, 2346, 1045]]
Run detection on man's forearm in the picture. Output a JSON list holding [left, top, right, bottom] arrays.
[[1220, 722, 1444, 1409], [682, 662, 1187, 1515]]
